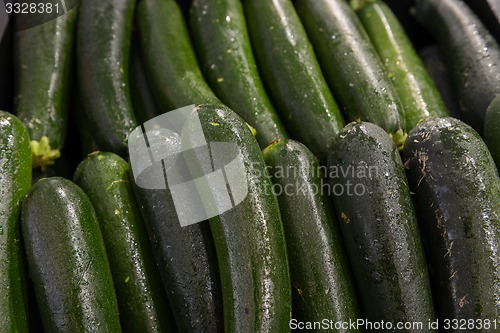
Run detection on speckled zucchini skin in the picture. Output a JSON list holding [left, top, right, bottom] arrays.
[[21, 177, 122, 333], [355, 0, 449, 133], [263, 139, 361, 330], [190, 0, 288, 148], [182, 104, 291, 333], [403, 117, 500, 326], [74, 152, 176, 333], [0, 111, 31, 332], [415, 0, 500, 133], [243, 0, 344, 162], [328, 121, 436, 331]]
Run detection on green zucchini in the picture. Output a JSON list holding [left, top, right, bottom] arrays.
[[14, 8, 77, 170], [74, 152, 176, 333], [130, 128, 222, 332], [21, 177, 122, 332], [243, 0, 344, 162], [327, 121, 436, 328], [262, 139, 361, 329], [403, 117, 500, 323], [137, 0, 221, 112], [415, 0, 500, 133], [0, 111, 31, 332], [181, 104, 291, 332], [485, 95, 500, 168], [77, 0, 138, 156], [189, 0, 288, 148], [354, 0, 449, 133], [295, 0, 407, 149]]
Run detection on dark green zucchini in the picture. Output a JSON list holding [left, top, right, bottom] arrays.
[[77, 0, 138, 156], [415, 0, 500, 133], [137, 0, 221, 112], [181, 104, 291, 333], [354, 0, 449, 133], [327, 121, 435, 329], [21, 177, 122, 332], [262, 139, 361, 329], [403, 117, 500, 324], [14, 8, 77, 170], [243, 0, 344, 162], [189, 0, 288, 148], [0, 111, 31, 332], [484, 95, 500, 169], [129, 127, 222, 332], [74, 152, 176, 333], [295, 0, 407, 149]]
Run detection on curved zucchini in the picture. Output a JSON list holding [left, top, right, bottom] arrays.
[[415, 0, 500, 133], [74, 152, 176, 333], [0, 111, 31, 332], [354, 0, 449, 133], [189, 0, 288, 148], [327, 121, 436, 328], [263, 139, 361, 328], [403, 117, 500, 323], [243, 0, 344, 162], [14, 8, 77, 170], [77, 0, 138, 156], [181, 104, 291, 333], [295, 0, 407, 149], [137, 0, 221, 112], [484, 95, 500, 169], [130, 128, 222, 332], [21, 177, 122, 332]]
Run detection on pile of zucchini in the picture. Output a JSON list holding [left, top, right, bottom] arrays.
[[1, 0, 500, 331]]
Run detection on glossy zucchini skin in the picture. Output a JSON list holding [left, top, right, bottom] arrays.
[[137, 0, 221, 112], [182, 104, 291, 333], [14, 8, 77, 170], [77, 0, 138, 156], [415, 0, 500, 133], [21, 177, 122, 332], [130, 128, 222, 333], [484, 95, 500, 168], [0, 111, 31, 332], [74, 152, 176, 333], [189, 0, 288, 148], [263, 139, 361, 329], [327, 122, 436, 330], [295, 0, 406, 149], [243, 0, 344, 162], [355, 0, 449, 133], [403, 117, 500, 325]]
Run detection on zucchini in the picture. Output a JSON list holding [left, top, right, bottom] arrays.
[[77, 0, 138, 156], [21, 177, 122, 332], [262, 139, 361, 328], [189, 0, 288, 148], [295, 0, 407, 149], [14, 8, 77, 170], [403, 117, 500, 323], [354, 0, 449, 133], [137, 0, 221, 112], [130, 128, 222, 332], [74, 152, 176, 333], [0, 111, 31, 332], [327, 121, 436, 328], [484, 95, 500, 168], [415, 0, 500, 133], [243, 0, 344, 162], [181, 104, 291, 332]]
